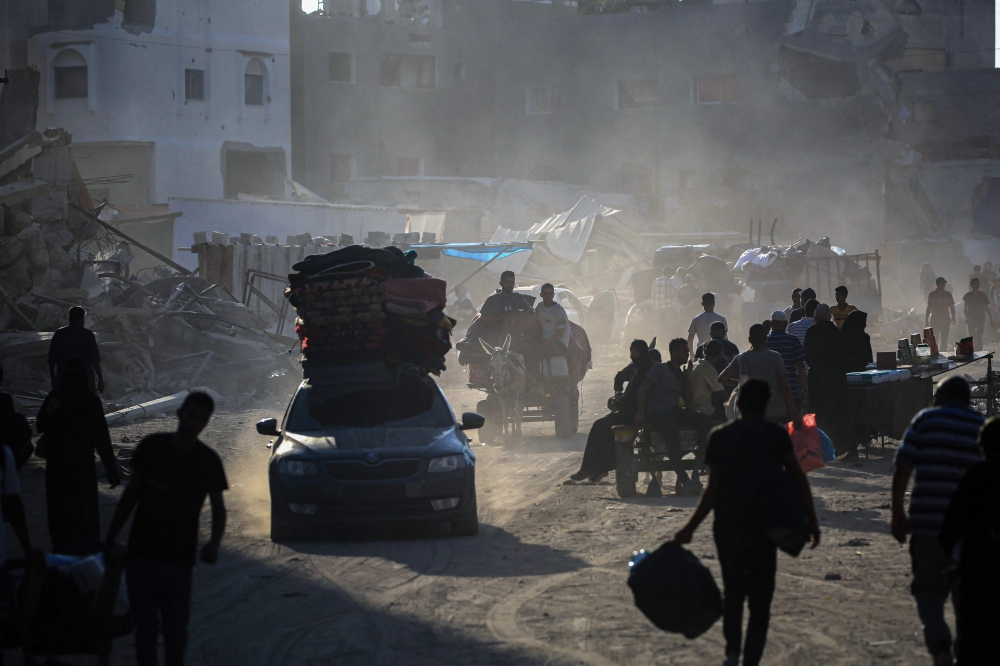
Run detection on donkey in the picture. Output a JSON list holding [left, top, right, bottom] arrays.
[[480, 334, 527, 439]]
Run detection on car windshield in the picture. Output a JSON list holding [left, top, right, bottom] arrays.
[[285, 382, 454, 432]]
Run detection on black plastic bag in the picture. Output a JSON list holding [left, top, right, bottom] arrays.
[[627, 542, 722, 639], [761, 465, 809, 557]]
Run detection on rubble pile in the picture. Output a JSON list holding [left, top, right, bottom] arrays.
[[285, 245, 454, 376]]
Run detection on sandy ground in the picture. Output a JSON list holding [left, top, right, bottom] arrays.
[[4, 350, 947, 665]]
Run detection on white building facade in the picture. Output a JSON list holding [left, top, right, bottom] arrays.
[[27, 0, 292, 208]]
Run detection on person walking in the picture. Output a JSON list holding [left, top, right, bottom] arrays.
[[765, 311, 808, 412], [568, 340, 654, 484], [36, 359, 120, 554], [926, 277, 957, 351], [673, 379, 820, 666], [938, 416, 1000, 665], [105, 392, 228, 666], [831, 285, 857, 329], [687, 293, 727, 357], [805, 304, 853, 461], [719, 324, 802, 427], [787, 298, 818, 349], [891, 377, 984, 666], [961, 277, 993, 351], [48, 306, 105, 394]]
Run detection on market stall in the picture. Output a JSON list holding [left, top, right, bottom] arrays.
[[848, 352, 995, 453]]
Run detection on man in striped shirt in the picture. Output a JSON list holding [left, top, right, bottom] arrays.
[[892, 377, 985, 666], [766, 310, 808, 410]]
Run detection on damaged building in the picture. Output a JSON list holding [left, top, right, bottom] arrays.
[[2, 0, 292, 214], [293, 0, 999, 248]]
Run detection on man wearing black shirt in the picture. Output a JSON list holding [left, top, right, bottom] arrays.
[[674, 379, 819, 666], [694, 321, 740, 371], [477, 270, 534, 346], [788, 288, 816, 324], [48, 306, 104, 393], [105, 392, 228, 666]]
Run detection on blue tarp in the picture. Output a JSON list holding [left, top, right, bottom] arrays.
[[410, 243, 533, 263]]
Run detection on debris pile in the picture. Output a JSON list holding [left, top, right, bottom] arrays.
[[284, 245, 454, 376]]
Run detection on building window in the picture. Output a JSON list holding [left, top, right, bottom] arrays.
[[527, 86, 561, 115], [696, 74, 738, 104], [329, 52, 353, 83], [914, 101, 938, 122], [53, 49, 88, 99], [330, 153, 354, 183], [381, 54, 436, 89], [244, 58, 268, 106], [397, 156, 422, 176], [616, 80, 658, 109], [185, 69, 205, 101]]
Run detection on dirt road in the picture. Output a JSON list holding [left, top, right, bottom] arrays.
[[9, 352, 944, 665]]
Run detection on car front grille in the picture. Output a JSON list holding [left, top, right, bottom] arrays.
[[324, 459, 422, 482]]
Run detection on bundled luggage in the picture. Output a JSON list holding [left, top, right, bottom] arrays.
[[627, 542, 722, 639], [284, 246, 455, 375]]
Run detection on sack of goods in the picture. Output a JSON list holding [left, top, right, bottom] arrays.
[[627, 542, 723, 639], [284, 245, 455, 374]]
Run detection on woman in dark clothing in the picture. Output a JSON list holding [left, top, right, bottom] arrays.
[[568, 339, 654, 483], [841, 310, 873, 373], [36, 359, 120, 554], [939, 417, 1000, 665], [805, 304, 855, 460]]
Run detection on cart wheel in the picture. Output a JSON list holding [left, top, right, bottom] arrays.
[[615, 439, 639, 498], [554, 393, 573, 440]]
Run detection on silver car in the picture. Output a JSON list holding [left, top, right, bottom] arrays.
[[259, 377, 483, 541]]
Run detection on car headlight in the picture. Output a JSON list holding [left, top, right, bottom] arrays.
[[279, 460, 319, 476], [427, 455, 465, 473]]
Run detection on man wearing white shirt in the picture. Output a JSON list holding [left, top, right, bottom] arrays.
[[687, 293, 728, 358]]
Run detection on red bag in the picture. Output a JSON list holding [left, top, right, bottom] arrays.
[[787, 413, 824, 473]]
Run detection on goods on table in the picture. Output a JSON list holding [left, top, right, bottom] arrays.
[[846, 369, 912, 385], [284, 246, 454, 374]]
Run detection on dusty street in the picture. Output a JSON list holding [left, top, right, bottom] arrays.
[[7, 350, 944, 665]]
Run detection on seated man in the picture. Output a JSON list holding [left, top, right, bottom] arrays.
[[695, 321, 740, 372], [534, 283, 571, 360], [691, 340, 728, 422], [636, 337, 713, 495], [566, 340, 654, 483], [477, 270, 534, 348]]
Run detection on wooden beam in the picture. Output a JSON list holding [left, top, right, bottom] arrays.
[[70, 203, 192, 275]]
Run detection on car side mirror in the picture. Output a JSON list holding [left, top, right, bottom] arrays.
[[256, 418, 280, 436], [459, 412, 485, 430]]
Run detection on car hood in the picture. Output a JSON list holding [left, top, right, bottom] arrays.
[[282, 426, 459, 452]]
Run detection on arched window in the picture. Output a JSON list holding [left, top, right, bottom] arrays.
[[615, 163, 653, 196], [53, 49, 88, 99], [528, 165, 562, 183], [244, 58, 268, 106]]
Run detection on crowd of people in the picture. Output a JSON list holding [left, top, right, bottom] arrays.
[[569, 282, 874, 496], [564, 277, 1000, 665], [0, 306, 228, 666]]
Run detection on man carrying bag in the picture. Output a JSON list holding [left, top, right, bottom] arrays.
[[673, 379, 820, 666]]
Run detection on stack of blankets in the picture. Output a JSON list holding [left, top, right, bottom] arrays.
[[285, 245, 455, 374]]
